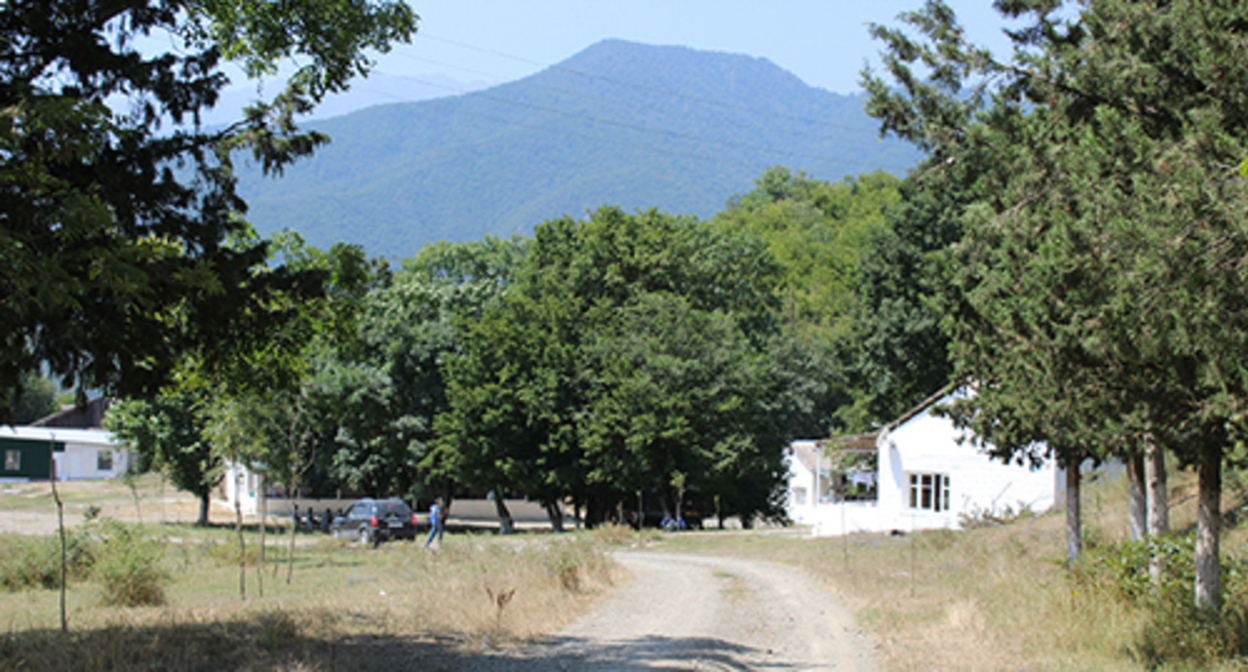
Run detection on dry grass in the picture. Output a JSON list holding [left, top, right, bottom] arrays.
[[0, 514, 627, 671], [659, 467, 1248, 671]]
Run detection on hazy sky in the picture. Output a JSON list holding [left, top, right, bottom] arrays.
[[205, 2, 1019, 122], [376, 1, 1016, 94]]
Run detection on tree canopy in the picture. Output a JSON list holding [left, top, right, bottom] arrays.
[[0, 0, 417, 422], [863, 0, 1248, 609]]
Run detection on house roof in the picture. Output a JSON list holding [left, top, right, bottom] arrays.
[[788, 441, 823, 472], [31, 397, 113, 429], [0, 425, 117, 448], [817, 382, 960, 451]]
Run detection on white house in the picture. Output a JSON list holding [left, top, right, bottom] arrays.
[[221, 460, 266, 515], [0, 425, 130, 482], [785, 440, 833, 524], [793, 387, 1057, 537]]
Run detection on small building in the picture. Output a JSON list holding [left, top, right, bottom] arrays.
[[221, 460, 266, 515], [794, 387, 1057, 537], [0, 426, 128, 482], [785, 440, 832, 524]]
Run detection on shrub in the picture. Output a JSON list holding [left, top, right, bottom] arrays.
[[0, 530, 94, 591], [92, 519, 169, 607], [540, 535, 613, 593], [957, 502, 1034, 530], [1070, 533, 1248, 667]]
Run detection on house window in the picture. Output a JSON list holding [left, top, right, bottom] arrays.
[[908, 473, 950, 512], [793, 487, 808, 506], [4, 449, 18, 472], [97, 450, 113, 471]]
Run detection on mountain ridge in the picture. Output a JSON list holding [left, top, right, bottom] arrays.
[[237, 39, 921, 259]]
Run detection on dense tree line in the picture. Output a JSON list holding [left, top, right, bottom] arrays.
[[862, 0, 1248, 611]]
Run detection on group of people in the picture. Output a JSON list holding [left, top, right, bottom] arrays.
[[290, 504, 339, 533]]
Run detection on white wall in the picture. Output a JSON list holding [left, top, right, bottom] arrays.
[[876, 392, 1055, 532], [807, 390, 1056, 537], [222, 462, 264, 515], [54, 443, 131, 481]]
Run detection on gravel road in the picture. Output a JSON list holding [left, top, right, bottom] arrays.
[[463, 551, 876, 671]]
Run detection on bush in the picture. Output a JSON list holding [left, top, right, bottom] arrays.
[[539, 535, 613, 593], [92, 520, 169, 607], [1070, 533, 1248, 667], [0, 530, 94, 591]]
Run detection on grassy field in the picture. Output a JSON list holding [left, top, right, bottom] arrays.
[[660, 468, 1248, 671], [3, 471, 1247, 670], [0, 484, 632, 671]]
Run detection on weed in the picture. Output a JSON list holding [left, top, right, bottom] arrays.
[[485, 587, 516, 627], [92, 519, 169, 607], [0, 530, 94, 591]]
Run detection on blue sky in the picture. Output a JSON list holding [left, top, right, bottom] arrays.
[[386, 1, 1015, 94], [209, 1, 1019, 122]]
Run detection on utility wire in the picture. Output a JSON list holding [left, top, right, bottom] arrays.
[[418, 33, 880, 134], [391, 51, 894, 149]]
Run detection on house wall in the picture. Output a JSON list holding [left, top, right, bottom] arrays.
[[0, 437, 59, 481], [222, 462, 264, 515], [875, 393, 1056, 532], [784, 440, 837, 524], [805, 390, 1056, 537], [785, 450, 816, 523], [53, 443, 131, 481]]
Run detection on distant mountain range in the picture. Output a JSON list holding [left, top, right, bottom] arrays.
[[236, 39, 922, 260]]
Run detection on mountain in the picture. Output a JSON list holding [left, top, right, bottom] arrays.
[[237, 39, 921, 259]]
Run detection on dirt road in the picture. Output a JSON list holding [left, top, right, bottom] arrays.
[[464, 551, 876, 671]]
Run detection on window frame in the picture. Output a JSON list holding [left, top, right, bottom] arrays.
[[907, 472, 951, 513]]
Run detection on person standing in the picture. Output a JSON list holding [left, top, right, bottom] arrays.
[[425, 498, 444, 548]]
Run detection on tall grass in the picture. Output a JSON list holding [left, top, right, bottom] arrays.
[[660, 467, 1248, 671], [0, 528, 623, 671]]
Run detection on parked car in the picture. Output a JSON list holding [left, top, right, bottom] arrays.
[[330, 498, 418, 546]]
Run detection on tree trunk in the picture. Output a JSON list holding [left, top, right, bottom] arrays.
[[256, 481, 265, 598], [1195, 450, 1221, 610], [1127, 452, 1147, 542], [1065, 464, 1082, 562], [544, 501, 564, 532], [235, 495, 247, 600], [286, 498, 297, 586], [1145, 440, 1169, 535], [441, 482, 455, 520], [1145, 438, 1169, 586], [198, 491, 211, 527], [493, 495, 515, 535]]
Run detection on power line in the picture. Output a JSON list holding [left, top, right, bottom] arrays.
[[406, 75, 894, 169], [417, 33, 882, 135], [389, 51, 897, 150]]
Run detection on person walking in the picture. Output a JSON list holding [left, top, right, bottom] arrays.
[[425, 498, 444, 549]]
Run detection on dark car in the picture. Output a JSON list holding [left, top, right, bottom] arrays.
[[330, 498, 418, 546]]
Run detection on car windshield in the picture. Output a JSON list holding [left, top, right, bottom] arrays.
[[377, 500, 411, 516]]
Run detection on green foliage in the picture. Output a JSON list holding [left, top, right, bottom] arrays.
[[437, 207, 789, 524], [1072, 534, 1248, 667], [0, 0, 416, 422], [713, 167, 902, 341], [836, 177, 964, 432], [864, 0, 1248, 607], [92, 520, 169, 607], [9, 374, 59, 425], [0, 531, 93, 592], [105, 389, 219, 526]]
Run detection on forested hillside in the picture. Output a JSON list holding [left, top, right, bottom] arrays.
[[236, 39, 919, 258]]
